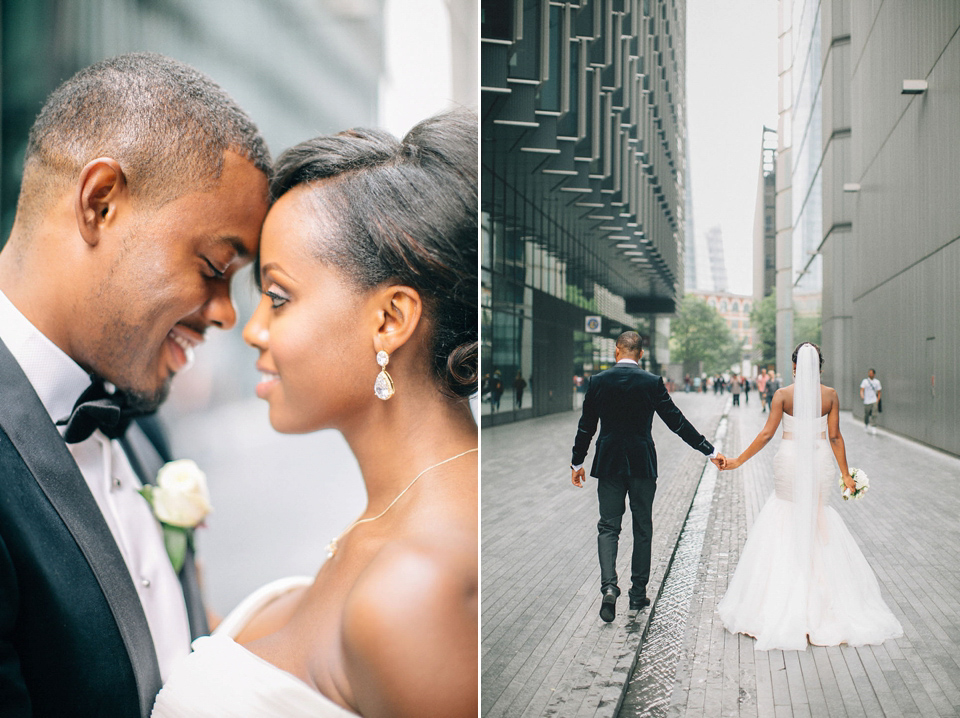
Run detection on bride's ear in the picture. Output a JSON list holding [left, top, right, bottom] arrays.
[[370, 285, 423, 356]]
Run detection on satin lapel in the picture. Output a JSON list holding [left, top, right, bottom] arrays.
[[0, 339, 161, 718], [121, 425, 209, 638]]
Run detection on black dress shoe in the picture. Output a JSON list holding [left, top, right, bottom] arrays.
[[629, 596, 651, 611], [599, 589, 617, 622]]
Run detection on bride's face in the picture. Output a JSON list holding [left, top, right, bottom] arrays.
[[243, 186, 376, 433]]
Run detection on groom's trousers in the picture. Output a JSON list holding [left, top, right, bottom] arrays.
[[596, 472, 656, 602]]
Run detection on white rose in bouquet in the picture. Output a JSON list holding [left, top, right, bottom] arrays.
[[840, 467, 869, 500]]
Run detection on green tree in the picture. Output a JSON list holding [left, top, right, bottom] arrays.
[[751, 293, 777, 365], [670, 295, 742, 375], [750, 294, 822, 365], [794, 312, 822, 347]]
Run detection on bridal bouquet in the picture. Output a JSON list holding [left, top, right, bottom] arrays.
[[840, 467, 869, 500]]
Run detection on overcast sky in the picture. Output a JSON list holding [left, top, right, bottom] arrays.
[[686, 0, 779, 297]]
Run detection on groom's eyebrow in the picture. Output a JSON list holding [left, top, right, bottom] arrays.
[[214, 235, 251, 260]]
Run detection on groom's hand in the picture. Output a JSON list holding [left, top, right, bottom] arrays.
[[572, 467, 586, 487], [710, 453, 725, 470]]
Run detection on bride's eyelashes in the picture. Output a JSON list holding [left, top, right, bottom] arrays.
[[264, 283, 290, 309]]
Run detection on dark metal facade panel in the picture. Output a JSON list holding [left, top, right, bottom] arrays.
[[482, 0, 687, 306]]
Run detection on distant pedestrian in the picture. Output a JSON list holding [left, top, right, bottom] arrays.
[[757, 369, 769, 412], [684, 374, 692, 392], [764, 372, 778, 409], [860, 368, 882, 435], [491, 370, 504, 412], [743, 376, 750, 404], [731, 375, 742, 406], [514, 371, 527, 409]]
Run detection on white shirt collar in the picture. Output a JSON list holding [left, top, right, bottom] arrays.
[[616, 358, 639, 365], [0, 289, 91, 424]]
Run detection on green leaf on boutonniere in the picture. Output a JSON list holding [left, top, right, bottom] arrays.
[[163, 524, 188, 574]]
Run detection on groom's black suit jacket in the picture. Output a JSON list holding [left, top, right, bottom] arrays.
[[0, 339, 208, 718], [572, 363, 714, 478]]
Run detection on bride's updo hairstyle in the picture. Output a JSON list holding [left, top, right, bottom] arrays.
[[792, 341, 824, 369], [269, 109, 478, 399]]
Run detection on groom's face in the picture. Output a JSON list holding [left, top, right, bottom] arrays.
[[80, 152, 269, 409]]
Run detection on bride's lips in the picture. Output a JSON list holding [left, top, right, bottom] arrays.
[[256, 363, 279, 399], [165, 325, 204, 373]]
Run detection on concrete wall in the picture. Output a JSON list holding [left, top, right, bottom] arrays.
[[823, 2, 960, 453]]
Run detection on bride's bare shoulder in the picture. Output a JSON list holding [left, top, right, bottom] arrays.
[[821, 385, 839, 406], [338, 538, 477, 716]]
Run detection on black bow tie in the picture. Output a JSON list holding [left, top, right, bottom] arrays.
[[57, 380, 138, 444]]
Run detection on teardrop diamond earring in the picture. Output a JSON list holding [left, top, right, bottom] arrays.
[[374, 350, 395, 400]]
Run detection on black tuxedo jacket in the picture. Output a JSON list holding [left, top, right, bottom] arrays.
[[0, 339, 208, 718], [571, 363, 714, 479]]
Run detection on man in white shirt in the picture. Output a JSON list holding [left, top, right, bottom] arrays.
[[0, 53, 269, 718], [860, 368, 882, 435]]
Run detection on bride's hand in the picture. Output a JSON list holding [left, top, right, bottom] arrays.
[[842, 473, 856, 492], [722, 456, 741, 471]]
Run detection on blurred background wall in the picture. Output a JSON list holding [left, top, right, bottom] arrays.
[[0, 0, 477, 614]]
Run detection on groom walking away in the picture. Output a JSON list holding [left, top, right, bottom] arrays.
[[0, 54, 270, 717], [570, 332, 725, 622]]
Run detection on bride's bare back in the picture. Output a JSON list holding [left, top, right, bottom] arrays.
[[722, 382, 854, 491]]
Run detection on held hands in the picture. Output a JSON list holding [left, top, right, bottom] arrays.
[[710, 454, 726, 470], [571, 467, 586, 488], [717, 455, 742, 471]]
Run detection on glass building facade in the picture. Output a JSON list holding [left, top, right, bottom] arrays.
[[481, 0, 688, 424]]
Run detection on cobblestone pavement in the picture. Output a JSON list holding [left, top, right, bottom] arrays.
[[668, 402, 960, 718], [481, 392, 728, 718]]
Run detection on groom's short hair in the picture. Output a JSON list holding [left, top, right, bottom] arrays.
[[16, 52, 271, 232], [616, 331, 643, 356]]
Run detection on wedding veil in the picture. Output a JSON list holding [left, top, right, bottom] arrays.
[[791, 343, 822, 593]]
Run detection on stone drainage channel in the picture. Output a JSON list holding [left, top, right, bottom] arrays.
[[617, 409, 730, 717]]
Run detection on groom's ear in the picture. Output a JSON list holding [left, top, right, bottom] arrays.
[[370, 284, 423, 356], [75, 158, 129, 247]]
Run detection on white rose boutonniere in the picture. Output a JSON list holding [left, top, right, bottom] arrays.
[[139, 459, 213, 572]]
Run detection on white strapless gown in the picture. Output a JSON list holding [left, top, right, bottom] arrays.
[[151, 576, 359, 717], [717, 415, 903, 650]]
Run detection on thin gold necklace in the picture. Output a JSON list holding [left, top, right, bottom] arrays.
[[325, 447, 478, 558]]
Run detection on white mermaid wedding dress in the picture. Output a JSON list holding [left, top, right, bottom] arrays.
[[151, 576, 358, 717], [717, 346, 902, 651]]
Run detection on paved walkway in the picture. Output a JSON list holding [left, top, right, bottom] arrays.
[[481, 392, 728, 717], [668, 402, 960, 717]]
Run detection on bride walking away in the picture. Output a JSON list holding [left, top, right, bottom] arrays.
[[716, 343, 902, 651]]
